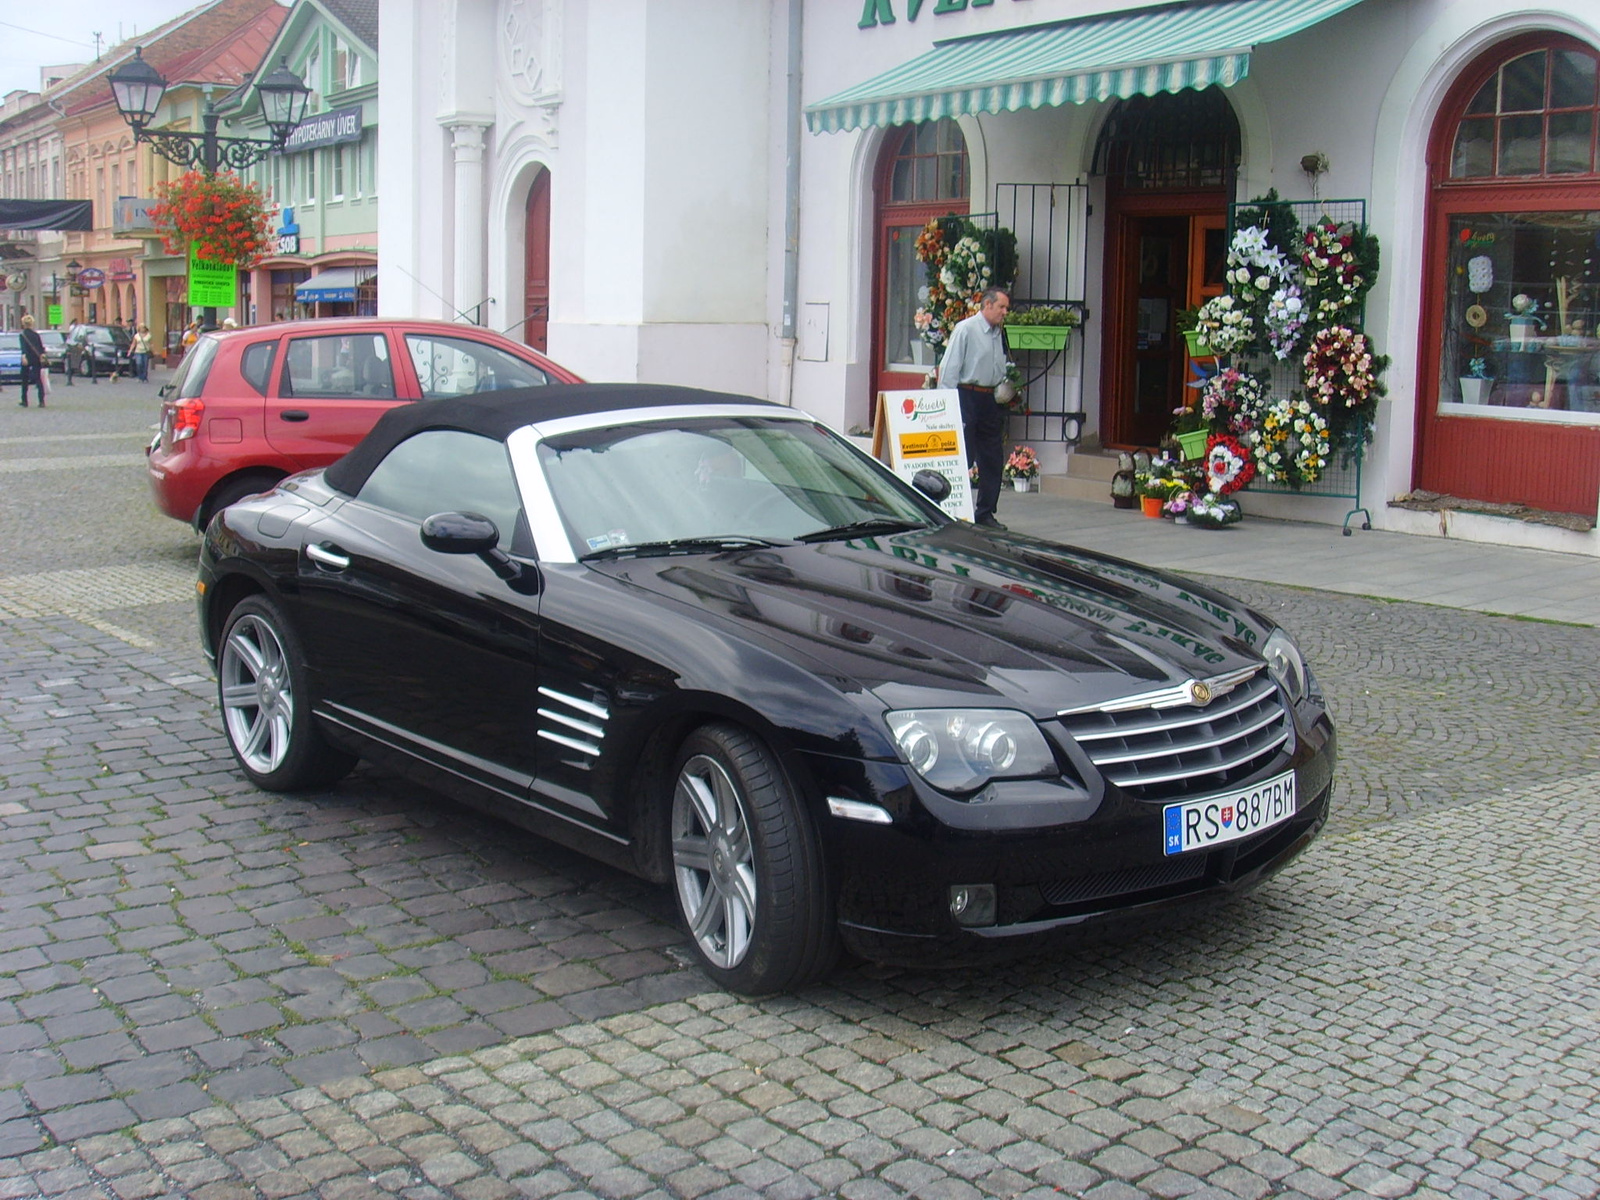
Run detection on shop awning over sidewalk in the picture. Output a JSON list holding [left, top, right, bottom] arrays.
[[295, 266, 374, 303], [805, 0, 1367, 133]]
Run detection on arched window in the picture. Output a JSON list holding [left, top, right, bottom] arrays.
[[871, 120, 969, 402], [1448, 45, 1599, 179], [1415, 34, 1600, 517], [1092, 87, 1240, 192]]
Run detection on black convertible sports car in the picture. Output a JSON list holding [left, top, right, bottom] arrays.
[[198, 384, 1335, 994]]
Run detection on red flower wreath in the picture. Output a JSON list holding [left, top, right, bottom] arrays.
[[1204, 433, 1255, 495]]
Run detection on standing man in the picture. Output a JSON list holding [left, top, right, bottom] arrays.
[[63, 319, 80, 386], [18, 314, 46, 407], [938, 287, 1011, 529]]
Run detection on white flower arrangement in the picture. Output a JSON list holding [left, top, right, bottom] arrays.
[[1195, 294, 1255, 356]]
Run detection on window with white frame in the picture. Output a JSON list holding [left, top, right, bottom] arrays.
[[332, 145, 345, 201], [304, 150, 317, 205]]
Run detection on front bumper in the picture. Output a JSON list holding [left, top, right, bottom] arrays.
[[803, 709, 1336, 967]]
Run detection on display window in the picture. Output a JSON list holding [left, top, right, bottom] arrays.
[[1432, 41, 1600, 426]]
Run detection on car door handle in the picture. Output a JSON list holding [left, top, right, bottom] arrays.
[[280, 410, 310, 422], [306, 543, 350, 570]]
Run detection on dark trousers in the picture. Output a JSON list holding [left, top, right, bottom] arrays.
[[958, 386, 1004, 521], [19, 364, 44, 404]]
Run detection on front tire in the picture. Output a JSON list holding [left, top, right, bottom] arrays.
[[217, 596, 356, 792], [670, 723, 836, 994]]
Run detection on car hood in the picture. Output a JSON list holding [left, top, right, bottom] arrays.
[[588, 523, 1277, 715]]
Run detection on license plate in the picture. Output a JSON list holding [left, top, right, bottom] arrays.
[[1163, 769, 1297, 855]]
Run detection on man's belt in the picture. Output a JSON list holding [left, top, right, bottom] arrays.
[[961, 383, 996, 392]]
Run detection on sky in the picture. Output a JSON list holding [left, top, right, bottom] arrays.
[[0, 3, 208, 99]]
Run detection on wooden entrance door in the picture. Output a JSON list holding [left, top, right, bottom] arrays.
[[1102, 192, 1228, 447], [523, 171, 550, 352]]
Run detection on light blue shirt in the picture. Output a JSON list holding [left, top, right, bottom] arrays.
[[938, 310, 1008, 389]]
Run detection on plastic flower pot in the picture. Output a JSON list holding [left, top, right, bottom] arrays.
[[1011, 476, 1035, 492], [1008, 325, 1072, 352], [1458, 377, 1491, 405], [1140, 495, 1164, 518], [1182, 329, 1212, 357], [1175, 430, 1209, 460]]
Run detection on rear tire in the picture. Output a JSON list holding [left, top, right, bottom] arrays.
[[670, 723, 837, 994], [217, 595, 356, 792]]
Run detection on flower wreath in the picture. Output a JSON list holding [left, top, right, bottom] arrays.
[[1265, 285, 1308, 360], [1194, 294, 1255, 356], [1303, 326, 1386, 408], [1302, 219, 1367, 321], [1198, 366, 1270, 430], [1203, 434, 1255, 495], [1245, 395, 1331, 486], [1225, 224, 1294, 305]]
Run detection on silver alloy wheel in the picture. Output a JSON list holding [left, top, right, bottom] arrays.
[[219, 613, 295, 776], [672, 753, 758, 969]]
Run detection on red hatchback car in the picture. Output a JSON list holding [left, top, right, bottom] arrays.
[[147, 318, 584, 529]]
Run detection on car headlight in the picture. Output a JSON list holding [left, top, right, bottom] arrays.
[[885, 708, 1057, 794], [1262, 628, 1309, 703]]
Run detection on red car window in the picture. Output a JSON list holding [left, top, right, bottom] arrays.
[[282, 333, 396, 399]]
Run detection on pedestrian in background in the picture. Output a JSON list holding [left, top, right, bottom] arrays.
[[18, 314, 46, 407], [938, 287, 1012, 529], [131, 323, 153, 383], [63, 319, 80, 386]]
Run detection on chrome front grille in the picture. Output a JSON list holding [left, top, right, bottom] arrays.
[[1057, 667, 1291, 800]]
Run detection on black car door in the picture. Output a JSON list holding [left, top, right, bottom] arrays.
[[290, 429, 547, 800]]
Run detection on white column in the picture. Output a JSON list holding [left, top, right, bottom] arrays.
[[443, 116, 493, 323]]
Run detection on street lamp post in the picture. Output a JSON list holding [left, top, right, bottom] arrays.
[[108, 47, 310, 330]]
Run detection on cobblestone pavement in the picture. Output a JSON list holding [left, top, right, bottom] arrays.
[[2, 387, 1599, 1198]]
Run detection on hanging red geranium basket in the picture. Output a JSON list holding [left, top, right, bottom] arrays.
[[148, 170, 275, 267]]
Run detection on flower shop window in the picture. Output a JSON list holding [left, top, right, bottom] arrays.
[[1431, 37, 1600, 425], [1438, 210, 1600, 422]]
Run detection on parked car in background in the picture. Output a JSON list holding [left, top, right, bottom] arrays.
[[67, 324, 133, 378], [0, 333, 21, 385], [197, 385, 1336, 994], [37, 330, 67, 373], [146, 317, 584, 530]]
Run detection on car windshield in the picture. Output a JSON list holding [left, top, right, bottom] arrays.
[[0, 333, 18, 350], [537, 416, 946, 556], [39, 332, 64, 346]]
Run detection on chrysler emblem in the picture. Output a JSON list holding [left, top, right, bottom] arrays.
[[1186, 680, 1212, 706]]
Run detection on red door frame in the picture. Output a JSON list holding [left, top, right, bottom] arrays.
[[523, 170, 551, 353], [1100, 186, 1227, 448], [1413, 33, 1600, 516]]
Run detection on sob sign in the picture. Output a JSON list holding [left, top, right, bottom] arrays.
[[871, 389, 975, 522]]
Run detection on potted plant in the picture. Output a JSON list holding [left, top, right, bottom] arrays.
[[1176, 306, 1211, 357], [996, 361, 1027, 411], [1003, 444, 1040, 491], [1169, 400, 1211, 461], [1459, 357, 1493, 405], [1135, 461, 1183, 518], [1507, 295, 1542, 348], [1110, 451, 1137, 508], [1187, 490, 1243, 529], [1007, 304, 1080, 352]]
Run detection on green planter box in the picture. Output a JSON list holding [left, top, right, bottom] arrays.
[[1182, 329, 1212, 357], [1176, 429, 1210, 460], [1008, 325, 1073, 351]]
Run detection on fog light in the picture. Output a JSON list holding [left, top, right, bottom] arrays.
[[948, 883, 997, 928]]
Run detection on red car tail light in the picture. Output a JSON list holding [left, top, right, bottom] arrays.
[[172, 397, 205, 442]]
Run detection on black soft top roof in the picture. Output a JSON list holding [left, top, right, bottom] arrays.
[[324, 383, 779, 496]]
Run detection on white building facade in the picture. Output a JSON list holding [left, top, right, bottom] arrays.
[[381, 0, 1600, 554]]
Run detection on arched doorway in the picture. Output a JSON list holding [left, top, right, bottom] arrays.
[[871, 120, 970, 407], [1414, 33, 1600, 516], [523, 170, 551, 352], [1096, 87, 1239, 447]]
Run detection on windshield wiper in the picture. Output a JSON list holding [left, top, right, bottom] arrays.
[[795, 518, 928, 544], [580, 535, 782, 562]]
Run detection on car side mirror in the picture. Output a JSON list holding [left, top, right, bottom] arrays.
[[158, 383, 174, 399], [912, 469, 951, 502], [420, 511, 541, 594]]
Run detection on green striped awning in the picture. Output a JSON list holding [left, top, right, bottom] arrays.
[[805, 0, 1367, 133]]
